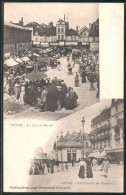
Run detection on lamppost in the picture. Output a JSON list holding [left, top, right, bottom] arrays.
[[81, 117, 85, 159]]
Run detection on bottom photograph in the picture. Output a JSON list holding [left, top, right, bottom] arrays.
[[4, 99, 124, 192]]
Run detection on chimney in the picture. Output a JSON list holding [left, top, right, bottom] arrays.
[[89, 23, 91, 30], [19, 17, 23, 27], [64, 14, 65, 22], [76, 26, 78, 33]]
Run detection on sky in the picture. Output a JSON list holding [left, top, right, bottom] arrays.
[[4, 3, 99, 30]]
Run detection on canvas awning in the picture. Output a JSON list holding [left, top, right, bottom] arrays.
[[88, 151, 101, 158], [105, 147, 123, 153], [21, 56, 30, 62], [15, 58, 23, 63], [4, 53, 10, 57], [5, 58, 19, 67], [33, 53, 40, 57], [98, 151, 107, 158]]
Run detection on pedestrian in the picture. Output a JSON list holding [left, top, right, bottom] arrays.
[[101, 157, 110, 178], [42, 162, 45, 174], [14, 83, 20, 100], [87, 72, 95, 91], [81, 69, 86, 83], [92, 158, 97, 171], [72, 159, 74, 167], [86, 158, 93, 178], [75, 72, 79, 87], [46, 160, 50, 173], [41, 86, 48, 112], [50, 161, 54, 174], [65, 163, 68, 171], [78, 159, 86, 179], [19, 82, 25, 105], [61, 163, 64, 171]]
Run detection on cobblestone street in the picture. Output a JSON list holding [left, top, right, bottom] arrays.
[[26, 164, 123, 192]]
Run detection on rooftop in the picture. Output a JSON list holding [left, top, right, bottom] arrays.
[[4, 21, 31, 31]]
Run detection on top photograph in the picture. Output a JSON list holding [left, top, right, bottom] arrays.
[[3, 3, 99, 121]]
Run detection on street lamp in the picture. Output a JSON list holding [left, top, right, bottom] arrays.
[[81, 117, 85, 159]]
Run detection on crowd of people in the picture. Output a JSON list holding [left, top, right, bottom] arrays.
[[4, 46, 99, 114], [29, 157, 110, 179], [29, 160, 69, 175], [5, 75, 78, 111], [66, 48, 99, 98]]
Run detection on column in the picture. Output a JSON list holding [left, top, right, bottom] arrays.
[[111, 128, 115, 148]]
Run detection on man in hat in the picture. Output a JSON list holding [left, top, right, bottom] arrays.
[[41, 86, 48, 112]]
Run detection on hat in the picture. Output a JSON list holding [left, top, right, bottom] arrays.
[[15, 83, 19, 87]]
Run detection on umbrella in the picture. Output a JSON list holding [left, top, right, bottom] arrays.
[[24, 72, 47, 80]]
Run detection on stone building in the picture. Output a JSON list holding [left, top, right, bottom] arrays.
[[89, 18, 99, 51], [53, 130, 91, 162], [89, 99, 124, 163], [90, 107, 111, 157], [4, 21, 32, 54]]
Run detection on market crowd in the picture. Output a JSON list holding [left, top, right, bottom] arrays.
[[6, 76, 78, 111]]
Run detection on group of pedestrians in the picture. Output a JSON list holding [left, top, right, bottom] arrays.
[[8, 77, 78, 112], [78, 157, 110, 179], [72, 49, 99, 98]]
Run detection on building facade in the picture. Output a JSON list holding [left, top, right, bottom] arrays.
[[88, 19, 99, 51], [90, 99, 124, 163], [53, 130, 91, 162], [90, 107, 111, 153], [105, 99, 124, 162], [4, 21, 32, 54]]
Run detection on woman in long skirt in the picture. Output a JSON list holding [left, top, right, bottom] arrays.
[[86, 158, 93, 178], [19, 84, 25, 105], [78, 159, 86, 179], [81, 69, 86, 83], [102, 157, 110, 177], [75, 72, 79, 87]]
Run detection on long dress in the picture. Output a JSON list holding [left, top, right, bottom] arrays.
[[81, 70, 86, 83], [102, 160, 110, 174], [75, 76, 79, 87], [78, 161, 86, 179], [87, 161, 93, 178], [19, 86, 25, 104]]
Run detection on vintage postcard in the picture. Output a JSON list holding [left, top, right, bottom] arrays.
[[3, 2, 124, 193]]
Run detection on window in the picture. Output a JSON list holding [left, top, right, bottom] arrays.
[[93, 36, 95, 41], [84, 33, 86, 36], [58, 28, 60, 33], [61, 28, 64, 33], [58, 35, 60, 40], [115, 105, 118, 112], [86, 142, 88, 147], [61, 35, 64, 40]]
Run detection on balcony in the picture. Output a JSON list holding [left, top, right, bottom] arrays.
[[91, 124, 110, 134], [90, 133, 111, 143]]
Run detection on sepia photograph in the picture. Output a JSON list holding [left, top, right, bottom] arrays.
[[3, 99, 124, 192], [3, 3, 99, 121], [2, 2, 124, 194]]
